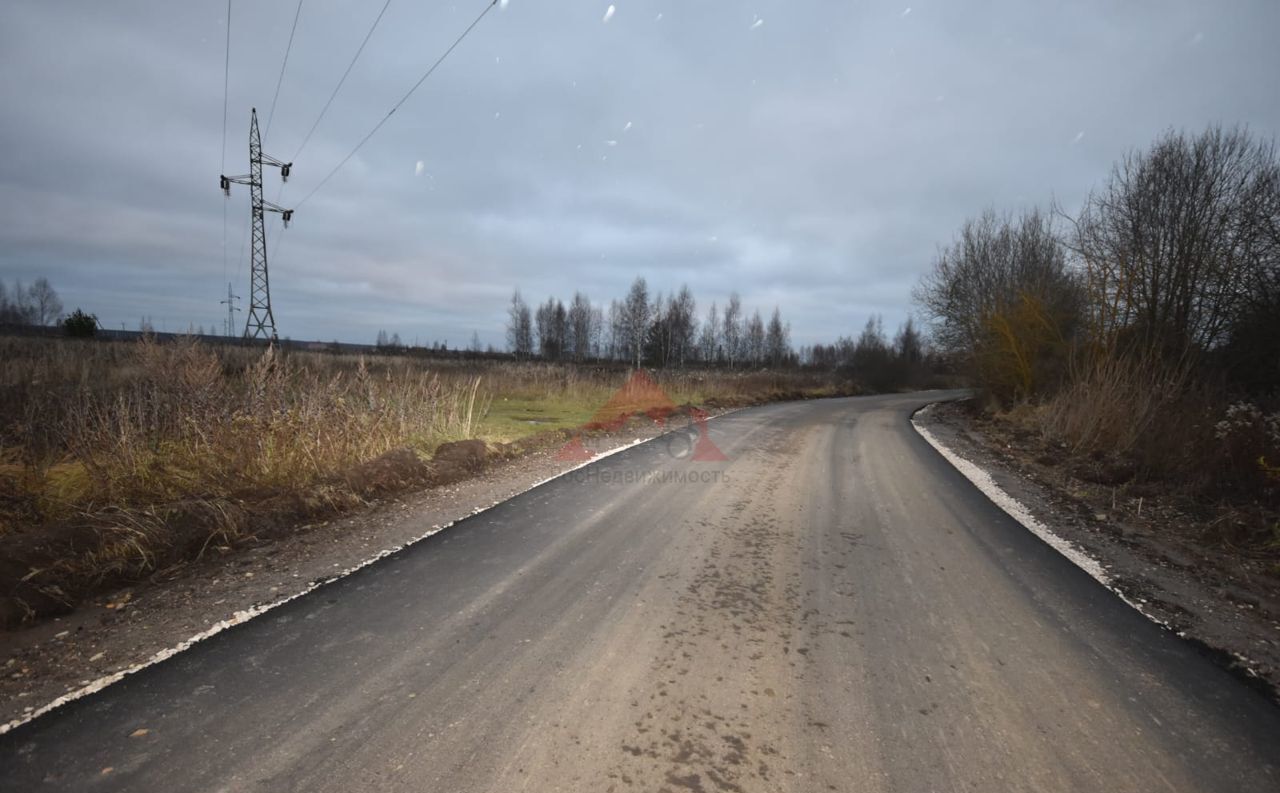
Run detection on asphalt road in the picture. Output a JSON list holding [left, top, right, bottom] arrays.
[[3, 392, 1278, 791]]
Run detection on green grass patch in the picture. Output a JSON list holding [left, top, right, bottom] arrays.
[[478, 395, 601, 443]]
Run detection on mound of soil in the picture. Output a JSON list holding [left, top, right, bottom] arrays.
[[427, 440, 490, 486], [340, 447, 433, 496], [0, 499, 252, 628]]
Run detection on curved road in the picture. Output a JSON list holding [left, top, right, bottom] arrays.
[[2, 393, 1278, 791]]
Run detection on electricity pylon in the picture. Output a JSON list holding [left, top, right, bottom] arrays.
[[220, 108, 294, 341], [219, 282, 241, 337]]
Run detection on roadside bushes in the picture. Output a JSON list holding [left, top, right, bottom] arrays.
[[916, 124, 1280, 526], [1212, 401, 1280, 495], [914, 207, 1082, 402], [1037, 354, 1202, 478]]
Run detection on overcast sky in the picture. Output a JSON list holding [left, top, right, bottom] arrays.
[[2, 0, 1278, 347]]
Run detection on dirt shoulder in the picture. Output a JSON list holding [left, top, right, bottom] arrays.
[[0, 420, 682, 729], [916, 399, 1280, 698]]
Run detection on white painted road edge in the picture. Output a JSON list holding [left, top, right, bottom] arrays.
[[911, 404, 1166, 619], [0, 414, 728, 736], [911, 402, 1265, 678], [912, 404, 1112, 585]]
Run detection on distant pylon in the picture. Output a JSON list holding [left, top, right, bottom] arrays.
[[219, 282, 241, 337], [220, 108, 294, 341]]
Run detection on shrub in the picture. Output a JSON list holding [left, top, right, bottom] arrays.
[[1038, 354, 1198, 477], [62, 308, 97, 337]]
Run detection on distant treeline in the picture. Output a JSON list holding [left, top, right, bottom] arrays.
[[0, 277, 62, 326], [500, 277, 942, 386]]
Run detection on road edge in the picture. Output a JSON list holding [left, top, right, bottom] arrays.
[[909, 401, 1277, 702]]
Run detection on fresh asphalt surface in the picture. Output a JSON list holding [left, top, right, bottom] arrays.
[[2, 392, 1278, 791]]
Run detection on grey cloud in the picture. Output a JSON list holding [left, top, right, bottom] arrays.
[[2, 0, 1278, 347]]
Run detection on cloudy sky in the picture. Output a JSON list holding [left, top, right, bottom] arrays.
[[2, 0, 1278, 347]]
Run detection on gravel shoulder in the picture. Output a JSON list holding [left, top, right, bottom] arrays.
[[915, 399, 1280, 698], [0, 422, 675, 728]]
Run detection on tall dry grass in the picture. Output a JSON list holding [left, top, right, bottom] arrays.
[[1038, 351, 1280, 502], [1039, 354, 1196, 460], [1, 337, 494, 529]]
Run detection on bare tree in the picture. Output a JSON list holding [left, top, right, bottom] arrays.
[[1065, 125, 1280, 356], [506, 290, 534, 358], [589, 305, 604, 359], [915, 207, 1077, 356], [536, 297, 567, 360], [646, 290, 668, 365], [894, 317, 924, 365], [667, 285, 697, 367], [567, 292, 594, 361], [0, 279, 36, 325], [623, 277, 650, 369], [745, 310, 765, 366], [699, 301, 719, 363], [765, 306, 790, 367], [28, 278, 62, 326], [607, 299, 625, 360], [641, 287, 696, 368], [722, 292, 742, 368], [914, 206, 1081, 398]]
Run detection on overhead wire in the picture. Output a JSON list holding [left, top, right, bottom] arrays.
[[295, 0, 499, 210], [291, 0, 393, 163], [236, 0, 305, 296], [221, 0, 232, 288], [264, 0, 305, 142], [262, 0, 396, 273], [252, 0, 499, 325]]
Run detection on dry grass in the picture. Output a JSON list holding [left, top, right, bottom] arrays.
[[0, 335, 849, 625], [1, 337, 488, 525], [1038, 355, 1197, 464], [1035, 352, 1280, 507]]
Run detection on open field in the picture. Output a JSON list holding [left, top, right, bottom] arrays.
[[0, 335, 854, 626]]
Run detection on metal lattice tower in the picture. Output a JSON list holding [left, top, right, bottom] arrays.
[[220, 108, 294, 341], [219, 282, 241, 337]]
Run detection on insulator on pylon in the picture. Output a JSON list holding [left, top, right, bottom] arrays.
[[282, 210, 293, 228], [280, 163, 291, 182], [220, 175, 230, 196]]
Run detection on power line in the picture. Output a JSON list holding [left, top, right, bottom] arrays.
[[237, 0, 302, 291], [296, 0, 499, 209], [264, 0, 305, 142], [259, 0, 394, 272], [291, 0, 394, 162], [221, 0, 232, 174], [221, 0, 232, 286]]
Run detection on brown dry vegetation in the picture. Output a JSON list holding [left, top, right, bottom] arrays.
[[917, 125, 1280, 558], [0, 335, 852, 626]]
